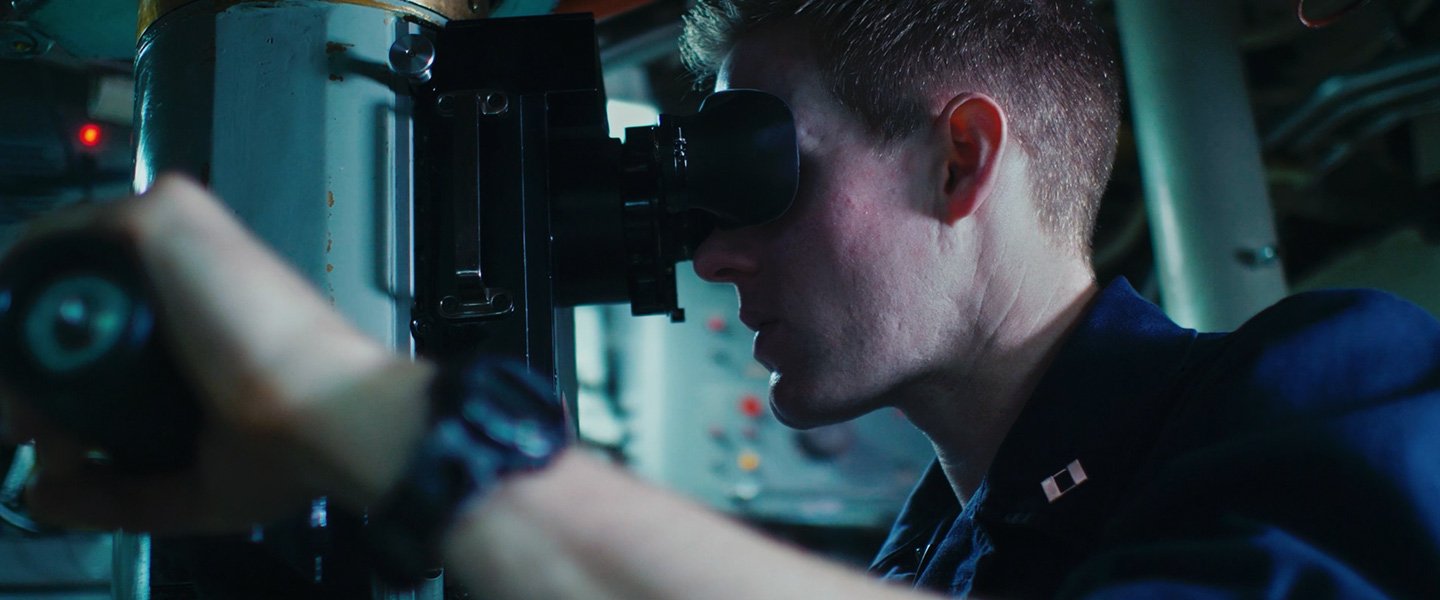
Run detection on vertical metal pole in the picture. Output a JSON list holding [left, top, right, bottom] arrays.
[[112, 532, 149, 600], [1114, 0, 1288, 331]]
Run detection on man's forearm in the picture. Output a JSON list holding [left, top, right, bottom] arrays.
[[285, 355, 929, 600], [442, 451, 944, 600]]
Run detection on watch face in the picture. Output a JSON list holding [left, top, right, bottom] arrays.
[[464, 401, 556, 460], [453, 358, 568, 464], [363, 356, 570, 587]]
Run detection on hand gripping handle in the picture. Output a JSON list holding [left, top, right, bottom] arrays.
[[0, 233, 200, 475]]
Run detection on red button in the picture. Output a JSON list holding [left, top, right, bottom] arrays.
[[78, 123, 102, 148], [739, 395, 764, 418]]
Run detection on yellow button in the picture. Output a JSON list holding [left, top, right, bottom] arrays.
[[737, 451, 761, 472]]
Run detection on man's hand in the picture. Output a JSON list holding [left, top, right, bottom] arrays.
[[0, 175, 429, 533]]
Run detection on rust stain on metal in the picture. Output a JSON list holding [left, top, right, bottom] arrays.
[[327, 191, 335, 207], [326, 41, 355, 54], [326, 264, 335, 273], [329, 74, 345, 82], [326, 239, 333, 253]]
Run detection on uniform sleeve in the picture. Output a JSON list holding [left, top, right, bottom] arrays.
[[1058, 290, 1440, 600]]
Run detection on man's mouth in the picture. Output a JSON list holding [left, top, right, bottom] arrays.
[[738, 309, 777, 332], [743, 313, 782, 371]]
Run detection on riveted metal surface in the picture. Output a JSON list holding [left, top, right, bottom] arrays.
[[138, 0, 482, 38]]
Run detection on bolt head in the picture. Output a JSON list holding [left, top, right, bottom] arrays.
[[387, 34, 435, 82]]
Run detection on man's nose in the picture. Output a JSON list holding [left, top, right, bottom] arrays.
[[692, 226, 760, 284]]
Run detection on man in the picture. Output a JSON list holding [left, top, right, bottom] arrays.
[[686, 1, 1440, 597], [2, 1, 1439, 600]]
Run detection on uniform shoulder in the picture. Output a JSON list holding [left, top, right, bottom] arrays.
[[1237, 287, 1440, 361], [1183, 288, 1440, 424]]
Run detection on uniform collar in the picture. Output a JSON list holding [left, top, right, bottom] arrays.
[[874, 277, 1199, 568]]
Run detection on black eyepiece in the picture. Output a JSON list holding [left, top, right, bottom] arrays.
[[551, 89, 799, 322], [661, 89, 800, 230]]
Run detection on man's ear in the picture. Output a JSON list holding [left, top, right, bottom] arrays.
[[939, 93, 1007, 224]]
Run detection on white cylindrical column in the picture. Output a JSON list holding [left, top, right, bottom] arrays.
[[1115, 0, 1288, 331]]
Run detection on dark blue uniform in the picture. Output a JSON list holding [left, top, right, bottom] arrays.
[[871, 279, 1440, 599]]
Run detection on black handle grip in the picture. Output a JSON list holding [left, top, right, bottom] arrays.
[[0, 233, 200, 475]]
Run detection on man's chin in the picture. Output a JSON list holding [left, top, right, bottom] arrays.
[[768, 373, 873, 430]]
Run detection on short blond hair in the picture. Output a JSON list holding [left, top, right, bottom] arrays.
[[681, 0, 1122, 259]]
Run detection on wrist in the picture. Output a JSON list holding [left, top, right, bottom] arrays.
[[360, 355, 570, 586], [291, 357, 436, 511]]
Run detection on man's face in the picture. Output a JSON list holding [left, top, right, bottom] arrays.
[[693, 28, 971, 428]]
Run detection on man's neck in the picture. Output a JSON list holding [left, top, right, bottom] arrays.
[[895, 268, 1099, 505]]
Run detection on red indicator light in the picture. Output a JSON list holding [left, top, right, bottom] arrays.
[[706, 315, 727, 333], [79, 124, 102, 148], [739, 395, 764, 418]]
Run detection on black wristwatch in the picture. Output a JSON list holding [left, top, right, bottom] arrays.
[[361, 356, 569, 586]]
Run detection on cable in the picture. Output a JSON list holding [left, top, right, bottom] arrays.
[[1298, 0, 1376, 28], [0, 502, 42, 534], [0, 444, 43, 534]]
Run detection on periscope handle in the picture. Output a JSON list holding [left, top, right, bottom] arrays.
[[0, 233, 200, 475]]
